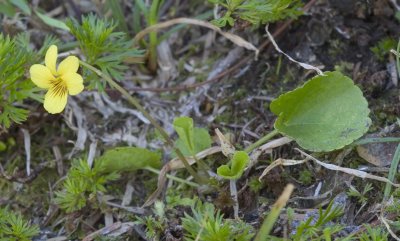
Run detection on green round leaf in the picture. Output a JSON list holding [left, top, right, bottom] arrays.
[[270, 71, 371, 152], [217, 151, 249, 180]]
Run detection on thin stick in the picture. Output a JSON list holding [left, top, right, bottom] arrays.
[[296, 149, 400, 187], [145, 167, 199, 187], [265, 25, 323, 76], [380, 215, 400, 241], [245, 129, 279, 153]]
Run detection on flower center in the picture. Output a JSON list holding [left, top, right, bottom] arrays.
[[50, 77, 68, 97]]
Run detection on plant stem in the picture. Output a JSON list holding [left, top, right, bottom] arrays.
[[230, 179, 239, 219], [254, 184, 294, 241], [244, 129, 279, 153], [384, 143, 400, 200], [80, 61, 202, 183], [147, 0, 161, 73], [145, 167, 199, 187], [396, 39, 400, 79], [191, 149, 209, 178]]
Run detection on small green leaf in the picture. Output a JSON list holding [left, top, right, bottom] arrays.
[[10, 0, 31, 15], [0, 2, 16, 17], [270, 71, 371, 152], [175, 128, 212, 157], [0, 141, 6, 152], [173, 116, 195, 153], [35, 10, 69, 31], [96, 147, 161, 173], [217, 151, 249, 180]]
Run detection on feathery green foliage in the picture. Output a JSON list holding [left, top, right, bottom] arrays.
[[209, 0, 303, 27], [358, 225, 388, 241], [0, 34, 35, 128], [0, 33, 59, 129], [347, 183, 374, 204], [371, 37, 397, 61], [182, 200, 254, 241], [55, 159, 120, 213], [358, 225, 389, 241], [0, 208, 39, 241], [135, 201, 167, 240], [291, 201, 344, 240], [66, 14, 144, 90]]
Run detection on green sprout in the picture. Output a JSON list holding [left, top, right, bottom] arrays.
[[217, 151, 249, 219]]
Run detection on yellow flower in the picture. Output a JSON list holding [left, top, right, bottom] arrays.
[[29, 45, 84, 114]]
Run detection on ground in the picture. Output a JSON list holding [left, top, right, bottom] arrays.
[[1, 0, 400, 240]]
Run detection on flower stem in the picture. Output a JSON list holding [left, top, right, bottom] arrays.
[[244, 129, 279, 153], [145, 167, 199, 187], [230, 179, 239, 219], [396, 39, 400, 79], [147, 0, 161, 73], [80, 61, 203, 183]]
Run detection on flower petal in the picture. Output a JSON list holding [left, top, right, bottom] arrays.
[[62, 72, 84, 95], [45, 45, 58, 76], [29, 64, 54, 89], [58, 56, 79, 76], [43, 87, 68, 114]]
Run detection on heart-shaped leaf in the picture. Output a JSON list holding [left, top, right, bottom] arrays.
[[175, 127, 212, 157], [96, 147, 161, 173], [270, 71, 371, 152], [173, 116, 195, 154], [217, 151, 249, 180]]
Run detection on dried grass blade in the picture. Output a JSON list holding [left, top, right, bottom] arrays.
[[265, 25, 323, 75], [21, 128, 31, 176], [143, 146, 222, 207], [215, 128, 235, 157], [259, 158, 306, 181], [250, 137, 293, 168], [296, 148, 400, 188], [380, 215, 400, 241], [134, 18, 259, 57]]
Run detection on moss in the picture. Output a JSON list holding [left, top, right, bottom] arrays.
[[371, 37, 397, 61], [248, 176, 264, 192], [298, 169, 313, 185]]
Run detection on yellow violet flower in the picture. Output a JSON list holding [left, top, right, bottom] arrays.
[[29, 45, 84, 114]]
